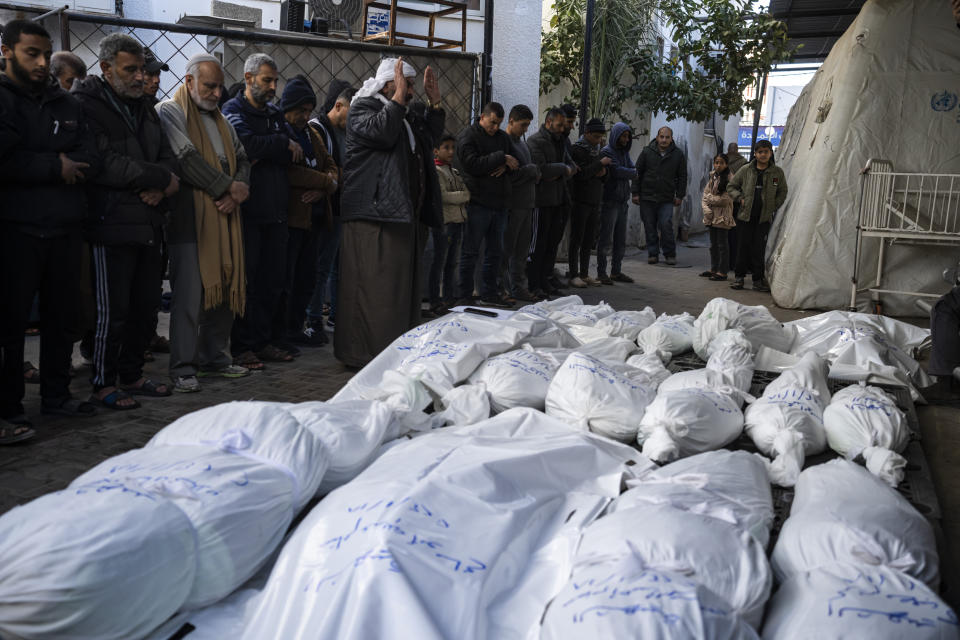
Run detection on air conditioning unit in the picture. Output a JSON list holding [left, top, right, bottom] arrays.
[[310, 0, 363, 36], [280, 0, 307, 32]]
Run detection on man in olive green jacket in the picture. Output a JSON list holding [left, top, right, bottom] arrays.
[[727, 139, 787, 292]]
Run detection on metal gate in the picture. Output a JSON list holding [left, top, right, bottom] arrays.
[[0, 3, 481, 135]]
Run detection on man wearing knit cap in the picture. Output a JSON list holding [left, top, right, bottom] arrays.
[[275, 75, 338, 349], [156, 53, 252, 393], [336, 57, 445, 367], [306, 79, 355, 336], [568, 117, 611, 288]]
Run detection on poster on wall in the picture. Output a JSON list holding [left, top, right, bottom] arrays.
[[365, 7, 390, 36]]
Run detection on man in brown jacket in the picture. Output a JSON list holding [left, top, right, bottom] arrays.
[[276, 76, 338, 349]]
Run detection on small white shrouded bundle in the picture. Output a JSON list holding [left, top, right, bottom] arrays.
[[744, 352, 831, 486], [693, 297, 795, 358], [635, 312, 695, 363], [761, 563, 960, 640], [566, 501, 773, 628], [772, 459, 940, 590], [706, 329, 756, 393], [637, 387, 745, 463], [434, 383, 491, 426], [540, 558, 760, 640], [468, 346, 563, 412], [572, 336, 637, 364], [625, 352, 672, 389], [70, 445, 295, 609], [285, 399, 401, 494], [545, 352, 656, 442], [547, 301, 616, 327], [594, 307, 656, 341], [823, 384, 910, 487], [0, 485, 197, 640], [615, 450, 774, 548], [148, 401, 326, 508]]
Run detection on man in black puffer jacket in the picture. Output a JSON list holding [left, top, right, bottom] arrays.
[[0, 20, 102, 439], [74, 33, 179, 409], [335, 57, 445, 368]]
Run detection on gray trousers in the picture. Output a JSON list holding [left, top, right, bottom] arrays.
[[500, 207, 533, 295], [168, 243, 234, 378]]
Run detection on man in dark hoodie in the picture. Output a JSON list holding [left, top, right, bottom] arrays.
[[597, 122, 635, 284], [307, 80, 354, 336], [455, 101, 518, 307], [568, 117, 610, 288], [631, 126, 687, 266], [222, 53, 297, 368], [74, 33, 180, 409], [0, 20, 101, 441]]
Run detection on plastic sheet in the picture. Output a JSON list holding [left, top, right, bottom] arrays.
[[70, 445, 295, 609], [762, 563, 960, 640], [147, 401, 325, 509], [240, 409, 650, 640], [0, 485, 197, 640], [772, 459, 940, 589]]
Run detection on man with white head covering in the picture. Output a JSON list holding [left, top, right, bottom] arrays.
[[156, 53, 252, 392], [335, 57, 445, 367]]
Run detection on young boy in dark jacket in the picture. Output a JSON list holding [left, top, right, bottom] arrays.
[[567, 118, 610, 288]]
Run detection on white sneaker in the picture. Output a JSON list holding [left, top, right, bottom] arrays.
[[582, 276, 603, 287], [173, 375, 201, 393], [569, 277, 588, 288]]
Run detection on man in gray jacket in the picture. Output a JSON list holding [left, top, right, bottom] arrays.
[[156, 54, 252, 392], [631, 126, 687, 265], [501, 104, 540, 302]]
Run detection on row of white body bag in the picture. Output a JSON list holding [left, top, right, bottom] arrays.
[[0, 295, 939, 639]]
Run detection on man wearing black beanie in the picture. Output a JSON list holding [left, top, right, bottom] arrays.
[[276, 76, 338, 350]]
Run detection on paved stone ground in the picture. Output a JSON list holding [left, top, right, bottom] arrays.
[[7, 232, 956, 613]]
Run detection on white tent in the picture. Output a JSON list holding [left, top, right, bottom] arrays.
[[767, 0, 960, 314]]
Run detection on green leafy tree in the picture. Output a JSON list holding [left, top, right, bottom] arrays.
[[540, 0, 794, 124]]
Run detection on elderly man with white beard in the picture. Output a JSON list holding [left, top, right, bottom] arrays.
[[156, 53, 253, 393], [335, 57, 445, 368]]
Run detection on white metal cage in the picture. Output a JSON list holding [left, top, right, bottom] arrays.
[[850, 159, 960, 312]]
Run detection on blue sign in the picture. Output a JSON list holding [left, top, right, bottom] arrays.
[[739, 125, 784, 147], [366, 9, 390, 36]]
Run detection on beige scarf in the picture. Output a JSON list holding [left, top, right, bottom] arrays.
[[173, 83, 245, 315]]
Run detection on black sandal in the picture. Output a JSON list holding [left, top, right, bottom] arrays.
[[699, 271, 714, 278], [90, 388, 141, 411], [41, 397, 97, 417], [121, 378, 172, 397], [0, 419, 35, 445]]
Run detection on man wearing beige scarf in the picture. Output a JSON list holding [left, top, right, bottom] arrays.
[[157, 54, 252, 393]]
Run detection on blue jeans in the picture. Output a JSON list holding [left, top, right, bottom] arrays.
[[597, 200, 628, 276], [306, 219, 341, 323], [458, 204, 507, 299], [639, 200, 676, 258], [428, 222, 464, 305]]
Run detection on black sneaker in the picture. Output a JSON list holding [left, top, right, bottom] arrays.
[[753, 279, 771, 292], [611, 272, 635, 283], [730, 278, 745, 290], [479, 295, 515, 309]]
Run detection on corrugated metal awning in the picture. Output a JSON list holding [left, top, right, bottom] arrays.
[[770, 0, 866, 61]]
